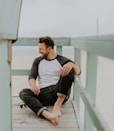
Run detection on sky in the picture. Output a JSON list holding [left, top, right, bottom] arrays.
[[18, 0, 114, 37]]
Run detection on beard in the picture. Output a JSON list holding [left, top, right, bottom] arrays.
[[42, 54, 48, 59], [41, 52, 49, 59]]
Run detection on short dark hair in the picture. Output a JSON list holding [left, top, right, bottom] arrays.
[[39, 36, 54, 49]]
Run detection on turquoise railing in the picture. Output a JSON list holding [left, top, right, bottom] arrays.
[[71, 35, 114, 131], [1, 35, 113, 131]]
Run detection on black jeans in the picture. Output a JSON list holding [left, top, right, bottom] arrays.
[[19, 69, 74, 116]]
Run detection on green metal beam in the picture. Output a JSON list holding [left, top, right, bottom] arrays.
[[12, 69, 30, 76], [73, 34, 114, 41], [84, 53, 98, 131], [73, 48, 81, 103], [0, 40, 12, 131], [13, 37, 70, 46], [76, 78, 112, 131], [56, 46, 62, 55], [71, 37, 114, 60]]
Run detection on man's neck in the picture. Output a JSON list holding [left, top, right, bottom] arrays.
[[47, 51, 57, 60]]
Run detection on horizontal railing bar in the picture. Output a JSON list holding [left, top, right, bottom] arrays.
[[71, 100, 83, 131], [75, 78, 112, 131], [13, 37, 70, 46], [12, 69, 30, 76], [13, 36, 114, 60], [71, 39, 114, 60], [72, 34, 114, 41]]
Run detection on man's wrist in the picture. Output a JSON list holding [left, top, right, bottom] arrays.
[[31, 84, 36, 88], [72, 63, 75, 69]]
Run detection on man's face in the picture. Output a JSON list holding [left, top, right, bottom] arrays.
[[38, 43, 50, 59]]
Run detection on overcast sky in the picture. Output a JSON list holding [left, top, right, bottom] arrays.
[[18, 0, 114, 37]]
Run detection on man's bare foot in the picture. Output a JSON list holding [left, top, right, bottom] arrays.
[[50, 113, 59, 126], [41, 110, 59, 126], [52, 106, 61, 117]]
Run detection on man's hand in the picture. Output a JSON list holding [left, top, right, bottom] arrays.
[[31, 85, 40, 95], [60, 62, 73, 76], [29, 79, 40, 95]]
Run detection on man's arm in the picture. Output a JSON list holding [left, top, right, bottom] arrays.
[[28, 57, 42, 95], [72, 62, 81, 75], [28, 78, 40, 95], [61, 62, 81, 76], [29, 78, 36, 88]]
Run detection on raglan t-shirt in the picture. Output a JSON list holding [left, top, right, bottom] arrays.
[[38, 59, 62, 88], [29, 55, 73, 89]]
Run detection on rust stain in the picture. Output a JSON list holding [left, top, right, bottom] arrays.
[[9, 81, 12, 88], [7, 60, 11, 65]]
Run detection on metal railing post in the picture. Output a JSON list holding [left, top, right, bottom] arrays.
[[56, 46, 62, 55], [84, 52, 98, 131], [0, 40, 12, 131], [73, 48, 81, 104]]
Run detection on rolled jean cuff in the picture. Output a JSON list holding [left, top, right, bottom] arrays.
[[57, 92, 66, 98], [37, 107, 48, 116]]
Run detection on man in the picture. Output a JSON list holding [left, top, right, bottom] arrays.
[[19, 36, 81, 126]]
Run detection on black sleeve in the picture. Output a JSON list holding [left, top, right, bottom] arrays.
[[28, 56, 42, 80], [57, 55, 81, 75], [56, 55, 74, 66]]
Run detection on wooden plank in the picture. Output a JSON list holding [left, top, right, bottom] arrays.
[[12, 97, 80, 131], [13, 127, 80, 131]]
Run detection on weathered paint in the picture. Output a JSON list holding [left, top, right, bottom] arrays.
[[7, 41, 12, 65], [0, 40, 12, 131], [0, 1, 22, 131]]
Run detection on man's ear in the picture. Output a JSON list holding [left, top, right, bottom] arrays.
[[48, 46, 52, 51]]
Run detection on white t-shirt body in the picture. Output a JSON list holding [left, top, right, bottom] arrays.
[[38, 59, 62, 89]]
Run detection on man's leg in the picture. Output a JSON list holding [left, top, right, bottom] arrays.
[[52, 96, 64, 117], [19, 89, 48, 115], [52, 69, 74, 116], [19, 88, 59, 126], [57, 68, 74, 97]]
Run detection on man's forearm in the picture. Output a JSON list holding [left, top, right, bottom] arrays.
[[72, 63, 81, 75], [29, 78, 36, 88]]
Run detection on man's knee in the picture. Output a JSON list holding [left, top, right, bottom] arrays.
[[19, 89, 31, 100], [63, 68, 74, 82]]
